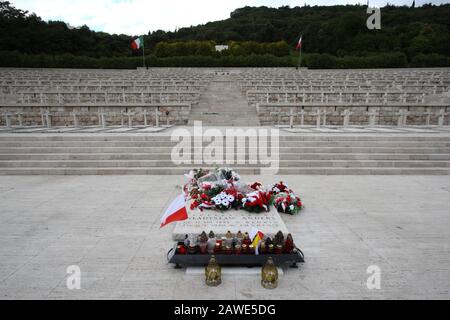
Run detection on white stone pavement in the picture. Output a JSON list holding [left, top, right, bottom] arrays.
[[0, 175, 449, 300]]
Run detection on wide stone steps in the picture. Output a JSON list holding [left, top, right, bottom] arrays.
[[0, 135, 448, 142], [1, 146, 449, 154], [0, 167, 449, 175], [1, 153, 450, 161], [1, 141, 449, 147], [1, 160, 449, 168], [0, 134, 449, 175]]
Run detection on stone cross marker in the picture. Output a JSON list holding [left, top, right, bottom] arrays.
[[154, 108, 162, 127], [321, 109, 330, 126], [297, 109, 306, 126], [288, 108, 295, 128], [397, 109, 409, 127], [98, 108, 107, 128], [44, 111, 53, 128], [172, 206, 289, 240], [341, 109, 353, 127], [367, 109, 379, 127], [124, 111, 135, 128], [438, 109, 448, 127], [40, 108, 46, 127], [142, 110, 149, 126], [3, 112, 12, 128], [71, 111, 80, 128], [424, 108, 433, 126], [15, 111, 24, 127], [311, 109, 322, 128], [120, 110, 126, 127]]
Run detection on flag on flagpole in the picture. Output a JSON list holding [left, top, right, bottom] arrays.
[[295, 35, 303, 51], [249, 227, 265, 255], [160, 194, 188, 228], [131, 36, 144, 50]]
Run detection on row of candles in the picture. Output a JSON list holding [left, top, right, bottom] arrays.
[[176, 230, 295, 255]]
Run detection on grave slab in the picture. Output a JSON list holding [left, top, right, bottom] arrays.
[[310, 127, 344, 133], [135, 127, 168, 133], [12, 127, 46, 133], [400, 127, 440, 133], [74, 127, 110, 133], [342, 127, 375, 133], [367, 127, 406, 133], [43, 127, 82, 133], [104, 127, 139, 133], [173, 206, 289, 241]]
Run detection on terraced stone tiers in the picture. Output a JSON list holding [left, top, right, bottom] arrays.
[[0, 132, 449, 175]]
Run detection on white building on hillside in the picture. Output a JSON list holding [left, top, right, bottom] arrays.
[[215, 45, 229, 52]]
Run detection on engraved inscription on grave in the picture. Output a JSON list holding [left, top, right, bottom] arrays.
[[173, 208, 289, 240]]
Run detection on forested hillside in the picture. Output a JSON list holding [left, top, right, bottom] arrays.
[[1, 1, 449, 68]]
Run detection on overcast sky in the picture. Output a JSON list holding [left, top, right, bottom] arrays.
[[11, 0, 450, 35]]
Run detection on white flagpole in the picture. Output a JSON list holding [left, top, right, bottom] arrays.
[[297, 34, 302, 69], [142, 36, 146, 68]]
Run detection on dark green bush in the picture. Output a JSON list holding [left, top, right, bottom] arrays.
[[410, 53, 450, 67]]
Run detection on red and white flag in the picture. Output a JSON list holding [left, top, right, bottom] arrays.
[[160, 194, 188, 228], [295, 35, 303, 51], [131, 36, 143, 50]]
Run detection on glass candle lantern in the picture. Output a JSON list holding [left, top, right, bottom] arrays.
[[188, 243, 197, 255], [221, 237, 227, 250], [199, 242, 207, 254], [259, 242, 267, 254], [275, 244, 283, 255], [177, 245, 187, 255]]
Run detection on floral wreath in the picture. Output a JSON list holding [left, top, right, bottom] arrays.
[[185, 168, 304, 215]]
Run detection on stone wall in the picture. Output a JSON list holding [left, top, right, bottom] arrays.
[[0, 106, 191, 126], [257, 105, 450, 126]]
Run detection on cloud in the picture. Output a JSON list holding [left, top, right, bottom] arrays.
[[10, 0, 450, 35]]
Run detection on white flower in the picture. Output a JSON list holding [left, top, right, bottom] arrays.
[[220, 193, 227, 199], [214, 198, 221, 205], [227, 195, 235, 202], [290, 205, 295, 211], [242, 198, 247, 204], [248, 197, 256, 203], [221, 199, 230, 207]]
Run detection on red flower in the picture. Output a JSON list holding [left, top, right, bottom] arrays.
[[201, 194, 209, 201], [190, 201, 200, 210], [251, 182, 262, 190], [276, 182, 288, 192]]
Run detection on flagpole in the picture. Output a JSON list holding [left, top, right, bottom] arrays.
[[297, 34, 302, 69], [142, 36, 146, 68], [298, 46, 302, 69]]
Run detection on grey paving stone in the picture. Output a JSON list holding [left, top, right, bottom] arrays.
[[0, 175, 448, 299]]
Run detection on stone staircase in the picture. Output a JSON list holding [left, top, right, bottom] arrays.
[[188, 77, 260, 126], [1, 134, 450, 175]]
